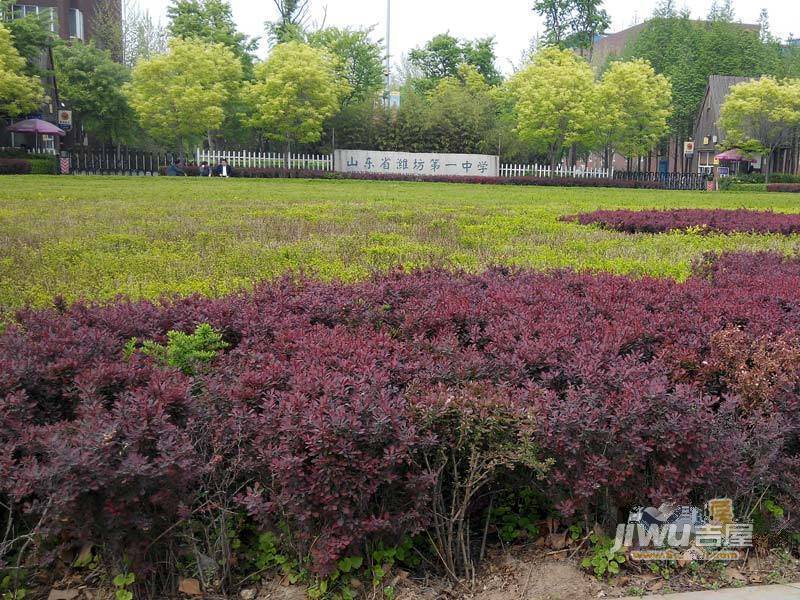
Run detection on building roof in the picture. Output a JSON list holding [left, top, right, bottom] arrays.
[[699, 75, 752, 126], [693, 76, 753, 150]]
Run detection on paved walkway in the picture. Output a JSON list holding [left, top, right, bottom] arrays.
[[622, 583, 800, 599]]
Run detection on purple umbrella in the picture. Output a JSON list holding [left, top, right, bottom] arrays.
[[715, 148, 757, 163], [6, 119, 66, 137]]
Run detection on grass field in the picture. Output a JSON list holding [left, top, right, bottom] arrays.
[[1, 175, 799, 311]]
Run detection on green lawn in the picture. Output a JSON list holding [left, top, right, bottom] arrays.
[[1, 175, 799, 312]]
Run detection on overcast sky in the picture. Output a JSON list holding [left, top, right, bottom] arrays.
[[139, 0, 799, 73]]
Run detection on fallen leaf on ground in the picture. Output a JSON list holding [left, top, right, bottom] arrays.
[[178, 578, 202, 596], [725, 567, 747, 581], [75, 544, 93, 565], [548, 531, 568, 550], [48, 590, 79, 600]]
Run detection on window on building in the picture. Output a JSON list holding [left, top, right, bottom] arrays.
[[10, 4, 56, 33], [68, 8, 84, 41], [698, 151, 714, 175]]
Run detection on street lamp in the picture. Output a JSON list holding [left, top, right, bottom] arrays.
[[384, 0, 391, 105]]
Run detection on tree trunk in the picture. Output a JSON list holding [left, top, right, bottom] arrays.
[[764, 150, 772, 185], [673, 136, 679, 173]]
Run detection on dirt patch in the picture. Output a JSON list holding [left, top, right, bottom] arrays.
[[474, 557, 603, 600], [255, 581, 308, 600], [396, 549, 605, 600], [393, 545, 800, 600]]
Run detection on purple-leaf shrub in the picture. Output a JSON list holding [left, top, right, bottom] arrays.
[[158, 165, 667, 188], [564, 208, 800, 235], [1, 252, 800, 583], [768, 184, 800, 193], [0, 159, 32, 175]]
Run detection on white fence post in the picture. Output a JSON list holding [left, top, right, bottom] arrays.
[[495, 161, 616, 181]]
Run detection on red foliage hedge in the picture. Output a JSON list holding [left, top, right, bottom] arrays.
[[565, 208, 800, 235], [159, 165, 665, 188], [2, 253, 800, 579], [768, 184, 800, 193], [0, 159, 32, 175]]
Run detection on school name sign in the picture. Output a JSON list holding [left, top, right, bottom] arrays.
[[334, 150, 499, 178]]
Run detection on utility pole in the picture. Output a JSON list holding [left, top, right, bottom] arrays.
[[384, 0, 391, 106]]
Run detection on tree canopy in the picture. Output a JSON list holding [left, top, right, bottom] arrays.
[[624, 11, 791, 142], [54, 42, 133, 145], [508, 46, 596, 168], [267, 0, 310, 45], [0, 22, 45, 116], [122, 0, 168, 68], [408, 34, 502, 91], [426, 64, 500, 155], [125, 38, 243, 152], [719, 77, 800, 182], [307, 27, 384, 104], [533, 0, 609, 57], [245, 41, 346, 151], [0, 0, 53, 75], [596, 59, 672, 163], [167, 0, 258, 76]]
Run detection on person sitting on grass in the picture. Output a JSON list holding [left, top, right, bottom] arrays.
[[199, 161, 212, 177], [166, 159, 187, 176], [213, 159, 233, 178]]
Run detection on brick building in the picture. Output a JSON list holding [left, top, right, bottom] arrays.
[[2, 1, 120, 149], [692, 75, 800, 176]]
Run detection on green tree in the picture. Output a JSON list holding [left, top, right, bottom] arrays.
[[0, 0, 54, 75], [54, 42, 133, 146], [757, 9, 772, 44], [625, 13, 781, 169], [408, 34, 502, 91], [92, 0, 124, 62], [719, 77, 800, 183], [245, 41, 345, 161], [533, 0, 573, 46], [329, 99, 390, 151], [267, 0, 310, 45], [426, 64, 500, 154], [125, 38, 243, 154], [307, 27, 384, 104], [0, 22, 45, 116], [652, 0, 678, 18], [707, 0, 735, 22], [122, 0, 168, 68], [508, 46, 596, 171], [533, 0, 609, 57], [381, 89, 436, 153], [568, 0, 610, 59], [167, 0, 257, 76], [596, 59, 672, 167]]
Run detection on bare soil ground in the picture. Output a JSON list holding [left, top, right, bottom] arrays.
[[39, 545, 800, 599]]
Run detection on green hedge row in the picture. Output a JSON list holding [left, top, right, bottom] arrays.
[[730, 173, 800, 184], [0, 156, 58, 175]]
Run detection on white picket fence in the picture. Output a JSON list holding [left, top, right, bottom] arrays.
[[194, 150, 615, 179], [499, 163, 613, 179], [196, 149, 334, 171], [27, 147, 59, 156]]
